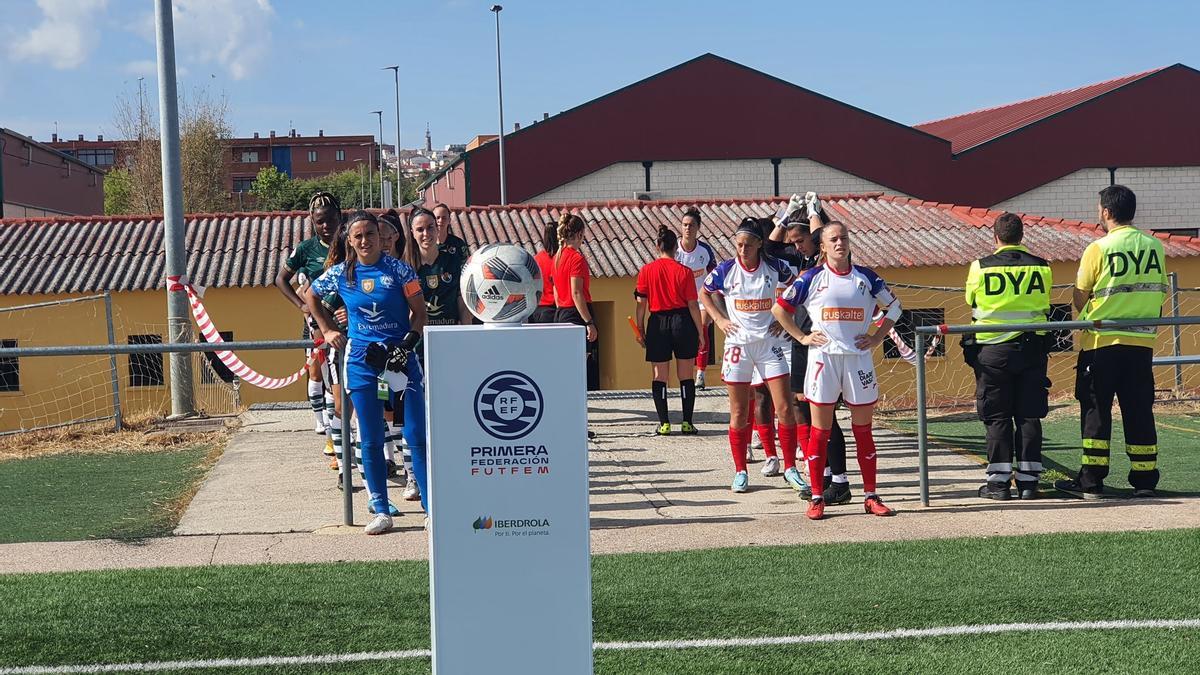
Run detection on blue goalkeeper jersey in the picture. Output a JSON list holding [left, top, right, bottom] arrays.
[[311, 256, 422, 343]]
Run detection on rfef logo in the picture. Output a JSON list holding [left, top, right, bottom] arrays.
[[475, 371, 544, 440]]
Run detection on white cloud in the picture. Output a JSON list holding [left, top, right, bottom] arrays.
[[9, 0, 109, 70], [122, 59, 157, 77], [173, 0, 275, 81]]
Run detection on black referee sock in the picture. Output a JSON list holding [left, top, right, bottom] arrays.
[[680, 379, 696, 424], [652, 380, 670, 424]]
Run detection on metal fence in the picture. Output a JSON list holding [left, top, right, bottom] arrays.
[[0, 293, 240, 435], [0, 339, 361, 526], [912, 315, 1200, 506], [874, 273, 1200, 410]]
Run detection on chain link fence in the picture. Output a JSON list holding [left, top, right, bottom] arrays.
[[874, 273, 1199, 411], [0, 294, 241, 435]]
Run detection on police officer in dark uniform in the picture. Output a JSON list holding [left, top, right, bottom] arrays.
[[963, 213, 1053, 500]]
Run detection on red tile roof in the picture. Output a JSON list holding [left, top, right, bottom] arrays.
[[3, 196, 1198, 294], [915, 67, 1166, 153]]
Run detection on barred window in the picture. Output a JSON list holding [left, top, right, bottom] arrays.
[[0, 339, 18, 392], [885, 308, 946, 359], [128, 335, 164, 387], [202, 331, 237, 384], [1048, 304, 1074, 352]]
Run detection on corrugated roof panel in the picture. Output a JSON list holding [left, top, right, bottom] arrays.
[[916, 68, 1164, 152], [2, 198, 1198, 295]]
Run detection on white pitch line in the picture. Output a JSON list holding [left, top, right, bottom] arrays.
[[3, 619, 1198, 674]]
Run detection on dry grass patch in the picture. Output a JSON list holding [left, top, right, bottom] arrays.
[[0, 412, 233, 462]]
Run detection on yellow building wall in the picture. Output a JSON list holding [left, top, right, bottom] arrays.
[[0, 287, 308, 432], [591, 257, 1200, 404], [2, 255, 1198, 431]]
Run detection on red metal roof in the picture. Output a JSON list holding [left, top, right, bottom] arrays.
[[3, 196, 1198, 295], [915, 68, 1166, 153], [427, 57, 1200, 209]]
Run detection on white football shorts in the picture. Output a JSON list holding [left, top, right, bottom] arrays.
[[722, 339, 790, 385], [751, 338, 792, 387], [805, 350, 878, 406]]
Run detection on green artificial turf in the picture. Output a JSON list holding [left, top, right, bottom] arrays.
[[0, 446, 214, 543], [886, 409, 1200, 496], [1, 529, 1197, 673]]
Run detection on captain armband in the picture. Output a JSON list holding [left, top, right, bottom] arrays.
[[877, 287, 903, 323]]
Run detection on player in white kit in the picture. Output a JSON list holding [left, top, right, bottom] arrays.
[[676, 207, 718, 388], [702, 218, 802, 494], [773, 222, 901, 520]]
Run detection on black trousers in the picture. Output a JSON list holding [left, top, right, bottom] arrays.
[[556, 305, 601, 391], [974, 339, 1049, 487], [1075, 345, 1159, 490]]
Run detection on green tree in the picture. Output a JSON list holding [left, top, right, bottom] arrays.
[[248, 166, 298, 211], [104, 167, 134, 215], [110, 85, 232, 215]]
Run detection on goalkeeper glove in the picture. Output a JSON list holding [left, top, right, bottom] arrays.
[[386, 331, 422, 372], [775, 193, 806, 228], [804, 191, 823, 221]]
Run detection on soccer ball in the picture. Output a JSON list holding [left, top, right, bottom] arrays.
[[461, 244, 542, 323]]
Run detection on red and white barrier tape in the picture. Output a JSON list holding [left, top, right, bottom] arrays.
[[168, 275, 310, 390]]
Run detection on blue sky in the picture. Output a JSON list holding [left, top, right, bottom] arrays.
[[2, 0, 1198, 151]]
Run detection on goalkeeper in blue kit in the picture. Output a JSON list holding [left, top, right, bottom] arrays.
[[307, 211, 429, 535]]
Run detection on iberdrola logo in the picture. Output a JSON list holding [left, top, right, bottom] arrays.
[[472, 516, 493, 531]]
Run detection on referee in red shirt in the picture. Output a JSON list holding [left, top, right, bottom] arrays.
[[554, 213, 601, 390], [635, 226, 706, 435]]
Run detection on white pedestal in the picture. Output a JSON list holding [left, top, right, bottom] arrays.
[[426, 324, 592, 675]]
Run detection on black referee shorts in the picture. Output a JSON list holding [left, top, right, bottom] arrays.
[[529, 305, 558, 324], [645, 308, 699, 363]]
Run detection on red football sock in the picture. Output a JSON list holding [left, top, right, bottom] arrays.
[[756, 423, 777, 458], [806, 426, 831, 499], [729, 426, 750, 472], [778, 423, 797, 470], [852, 423, 878, 494], [796, 423, 811, 475]]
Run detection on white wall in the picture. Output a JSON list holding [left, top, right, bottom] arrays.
[[527, 158, 910, 203], [1114, 167, 1200, 232], [993, 167, 1200, 232]]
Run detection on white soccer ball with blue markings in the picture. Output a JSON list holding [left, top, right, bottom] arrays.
[[461, 244, 542, 323]]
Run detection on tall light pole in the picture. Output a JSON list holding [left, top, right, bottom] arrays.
[[384, 66, 402, 208], [354, 159, 365, 208], [154, 0, 195, 417], [371, 110, 384, 208], [363, 142, 374, 207], [491, 4, 507, 205]]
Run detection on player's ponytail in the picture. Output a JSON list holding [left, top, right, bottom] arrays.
[[324, 229, 347, 270], [541, 221, 559, 256], [655, 224, 678, 254], [555, 213, 585, 263]]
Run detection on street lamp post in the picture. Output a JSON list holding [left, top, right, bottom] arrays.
[[371, 110, 384, 208], [490, 4, 507, 205], [384, 66, 402, 208], [363, 142, 374, 207], [354, 159, 365, 208]]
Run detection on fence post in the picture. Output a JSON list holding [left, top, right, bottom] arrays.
[[1170, 272, 1183, 394], [103, 293, 122, 432], [916, 332, 929, 507], [337, 349, 354, 526]]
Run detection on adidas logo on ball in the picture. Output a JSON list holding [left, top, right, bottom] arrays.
[[461, 244, 542, 324]]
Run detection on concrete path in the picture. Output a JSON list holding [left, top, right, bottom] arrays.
[[2, 393, 1197, 575]]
